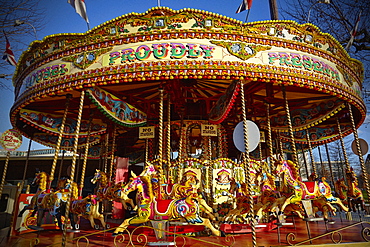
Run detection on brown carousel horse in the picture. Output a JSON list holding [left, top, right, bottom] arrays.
[[334, 178, 348, 205], [91, 169, 135, 210], [113, 164, 222, 236], [222, 178, 254, 223], [21, 172, 75, 230], [52, 177, 108, 230], [69, 194, 107, 229], [274, 157, 348, 219], [345, 167, 366, 212]]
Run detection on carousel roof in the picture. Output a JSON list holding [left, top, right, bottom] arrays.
[[10, 7, 366, 155]]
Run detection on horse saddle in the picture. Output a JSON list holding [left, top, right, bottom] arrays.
[[153, 199, 173, 216], [303, 181, 316, 194]]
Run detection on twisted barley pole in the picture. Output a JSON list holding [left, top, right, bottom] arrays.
[[62, 91, 85, 247], [49, 94, 72, 190], [79, 112, 94, 197], [167, 94, 171, 182], [282, 86, 298, 164], [109, 125, 117, 181], [158, 88, 164, 198], [336, 117, 353, 220], [306, 131, 317, 179], [239, 81, 257, 247], [0, 151, 10, 196], [266, 103, 273, 165], [348, 103, 370, 205]]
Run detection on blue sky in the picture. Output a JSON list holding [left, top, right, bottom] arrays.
[[0, 0, 369, 156]]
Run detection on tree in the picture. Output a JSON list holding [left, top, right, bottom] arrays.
[[0, 0, 45, 90], [280, 0, 370, 127]]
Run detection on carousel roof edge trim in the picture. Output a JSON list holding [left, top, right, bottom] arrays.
[[12, 6, 363, 86]]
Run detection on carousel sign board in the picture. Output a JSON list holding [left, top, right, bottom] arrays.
[[201, 124, 217, 136], [0, 129, 22, 151], [139, 126, 155, 139]]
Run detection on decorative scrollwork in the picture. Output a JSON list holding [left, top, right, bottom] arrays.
[[136, 233, 149, 246], [174, 234, 187, 247], [30, 238, 39, 247], [113, 233, 128, 246], [286, 232, 296, 246], [362, 227, 370, 242], [330, 231, 342, 244], [76, 236, 89, 247], [224, 234, 236, 246]]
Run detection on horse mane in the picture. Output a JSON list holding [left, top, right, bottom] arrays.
[[286, 160, 301, 181], [140, 175, 154, 199], [98, 170, 109, 186]]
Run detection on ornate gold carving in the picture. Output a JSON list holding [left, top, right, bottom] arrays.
[[62, 47, 112, 69], [211, 40, 271, 60]]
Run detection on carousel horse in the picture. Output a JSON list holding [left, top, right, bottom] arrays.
[[165, 170, 215, 220], [18, 171, 50, 217], [91, 169, 135, 210], [70, 194, 106, 229], [334, 178, 348, 204], [113, 164, 222, 236], [345, 167, 366, 212], [53, 178, 107, 230], [254, 166, 305, 221], [274, 157, 348, 218], [23, 172, 75, 229], [222, 178, 254, 223]]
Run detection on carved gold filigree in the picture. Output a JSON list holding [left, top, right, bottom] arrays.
[[62, 47, 112, 69], [210, 40, 271, 60]]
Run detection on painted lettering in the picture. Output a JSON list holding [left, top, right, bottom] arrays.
[[267, 52, 339, 81], [106, 42, 215, 64]]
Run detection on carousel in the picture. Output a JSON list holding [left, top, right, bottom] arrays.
[[3, 6, 370, 247]]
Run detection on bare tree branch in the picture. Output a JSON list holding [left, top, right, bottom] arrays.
[[0, 0, 45, 89]]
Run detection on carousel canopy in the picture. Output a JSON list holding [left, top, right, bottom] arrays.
[[10, 7, 366, 155]]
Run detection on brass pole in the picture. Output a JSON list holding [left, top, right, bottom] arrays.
[[266, 103, 273, 165], [49, 94, 72, 190], [337, 117, 352, 220], [239, 81, 257, 247], [278, 133, 284, 158], [337, 118, 350, 170], [21, 139, 32, 192], [306, 131, 317, 179], [62, 91, 85, 247], [145, 139, 149, 163], [158, 88, 164, 198], [282, 85, 298, 164], [103, 132, 109, 174], [79, 112, 94, 197], [109, 125, 117, 182], [166, 94, 171, 183], [348, 103, 370, 204], [57, 150, 65, 182], [325, 143, 335, 186], [300, 144, 309, 180], [318, 146, 325, 178], [0, 151, 11, 196]]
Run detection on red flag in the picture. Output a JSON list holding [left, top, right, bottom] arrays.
[[2, 34, 17, 66], [68, 0, 89, 23], [345, 11, 361, 50], [236, 0, 253, 14]]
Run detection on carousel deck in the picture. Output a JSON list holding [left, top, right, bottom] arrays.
[[1, 213, 369, 247]]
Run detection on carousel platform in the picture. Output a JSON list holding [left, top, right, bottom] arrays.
[[1, 213, 369, 247]]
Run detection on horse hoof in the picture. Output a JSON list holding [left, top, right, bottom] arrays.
[[112, 231, 124, 236]]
